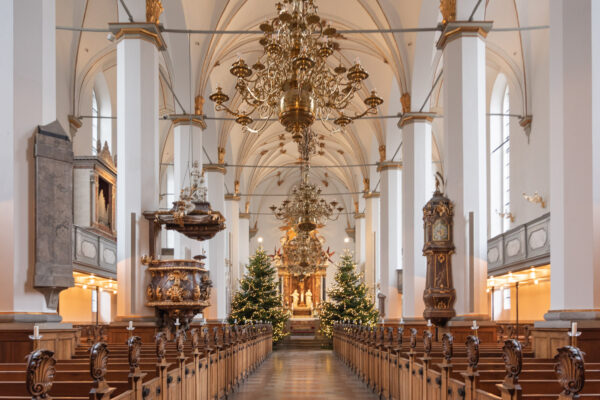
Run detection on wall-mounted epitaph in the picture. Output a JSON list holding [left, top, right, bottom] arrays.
[[34, 122, 75, 308], [422, 179, 456, 326]]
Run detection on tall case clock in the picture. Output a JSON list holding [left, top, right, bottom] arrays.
[[422, 179, 457, 326]]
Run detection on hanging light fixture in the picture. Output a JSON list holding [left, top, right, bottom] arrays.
[[269, 170, 344, 232], [209, 0, 383, 143]]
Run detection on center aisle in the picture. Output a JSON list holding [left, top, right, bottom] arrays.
[[229, 349, 378, 400]]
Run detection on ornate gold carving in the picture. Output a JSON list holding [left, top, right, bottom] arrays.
[[127, 336, 142, 370], [501, 339, 523, 387], [555, 346, 585, 397], [193, 284, 201, 301], [218, 147, 226, 164], [146, 0, 163, 24], [442, 333, 453, 362], [378, 145, 386, 162], [439, 0, 456, 25], [401, 93, 411, 114], [523, 191, 546, 209], [26, 349, 56, 399], [195, 95, 204, 115]]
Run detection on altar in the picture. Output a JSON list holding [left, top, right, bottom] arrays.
[[278, 269, 326, 318]]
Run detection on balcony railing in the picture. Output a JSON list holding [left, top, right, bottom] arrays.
[[487, 212, 550, 276], [73, 225, 117, 278]]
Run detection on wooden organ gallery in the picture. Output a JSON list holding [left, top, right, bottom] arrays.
[[2, 0, 600, 398]]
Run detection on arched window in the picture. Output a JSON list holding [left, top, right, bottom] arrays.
[[490, 76, 511, 236], [91, 89, 99, 154]]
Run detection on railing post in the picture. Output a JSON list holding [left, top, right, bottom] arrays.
[[555, 345, 585, 400], [461, 335, 480, 400], [175, 329, 187, 400], [496, 339, 523, 400], [127, 336, 147, 400], [438, 333, 453, 400], [155, 332, 171, 400], [421, 330, 433, 400], [407, 328, 418, 400]]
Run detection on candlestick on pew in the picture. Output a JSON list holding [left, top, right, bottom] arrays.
[[568, 321, 581, 347], [471, 320, 479, 338], [29, 324, 43, 350], [126, 320, 135, 337]]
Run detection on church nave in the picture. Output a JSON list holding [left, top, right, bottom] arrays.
[[229, 349, 378, 400]]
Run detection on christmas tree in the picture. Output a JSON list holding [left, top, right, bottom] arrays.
[[228, 247, 290, 343], [319, 250, 379, 338]]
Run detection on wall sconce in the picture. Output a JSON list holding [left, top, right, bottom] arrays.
[[523, 192, 546, 209], [497, 210, 515, 222]]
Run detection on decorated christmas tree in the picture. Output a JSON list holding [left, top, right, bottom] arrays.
[[319, 250, 379, 338], [228, 247, 290, 343]]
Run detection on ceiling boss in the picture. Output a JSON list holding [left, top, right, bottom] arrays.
[[209, 0, 383, 144]]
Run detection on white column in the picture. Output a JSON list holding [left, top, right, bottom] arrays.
[[401, 116, 434, 319], [364, 193, 380, 299], [173, 122, 203, 259], [115, 27, 160, 320], [379, 163, 403, 321], [203, 165, 227, 321], [354, 213, 366, 272], [225, 195, 240, 293], [0, 0, 58, 320], [239, 213, 250, 275], [439, 21, 490, 317], [546, 0, 600, 320]]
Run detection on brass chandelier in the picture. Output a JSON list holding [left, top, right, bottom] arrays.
[[270, 172, 343, 232], [209, 0, 383, 142], [276, 229, 332, 276]]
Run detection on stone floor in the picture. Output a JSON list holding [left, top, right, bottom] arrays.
[[229, 349, 379, 400]]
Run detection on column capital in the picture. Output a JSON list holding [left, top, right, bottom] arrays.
[[436, 21, 493, 50], [170, 114, 207, 130], [354, 212, 365, 219], [108, 23, 167, 50], [377, 161, 403, 172], [239, 212, 250, 219], [398, 112, 437, 128], [363, 191, 380, 199], [225, 193, 241, 201], [203, 164, 226, 174]]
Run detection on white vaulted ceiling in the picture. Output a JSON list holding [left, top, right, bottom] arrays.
[[57, 0, 548, 221]]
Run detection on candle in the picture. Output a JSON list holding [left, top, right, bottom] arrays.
[[571, 322, 578, 337], [175, 318, 180, 325], [400, 318, 404, 325], [33, 325, 39, 338], [427, 319, 432, 327], [472, 320, 477, 329], [128, 320, 133, 329]]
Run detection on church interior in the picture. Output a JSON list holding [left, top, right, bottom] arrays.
[[1, 0, 599, 398]]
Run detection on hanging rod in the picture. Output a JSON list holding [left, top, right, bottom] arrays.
[[225, 163, 378, 168], [56, 25, 550, 34], [238, 191, 365, 197]]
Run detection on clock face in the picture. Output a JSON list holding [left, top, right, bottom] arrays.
[[432, 219, 449, 241]]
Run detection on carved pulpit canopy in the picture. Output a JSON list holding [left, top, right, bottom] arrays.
[[422, 176, 457, 326]]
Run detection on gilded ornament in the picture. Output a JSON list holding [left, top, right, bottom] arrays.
[[146, 0, 163, 24], [401, 93, 411, 114], [439, 0, 456, 25], [218, 147, 226, 164], [378, 145, 386, 162], [194, 95, 204, 115], [146, 284, 154, 301], [193, 284, 201, 301]]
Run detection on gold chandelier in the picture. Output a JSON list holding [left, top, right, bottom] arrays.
[[209, 0, 383, 141], [275, 228, 333, 276], [270, 173, 343, 232]]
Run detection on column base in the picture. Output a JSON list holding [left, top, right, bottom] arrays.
[[0, 312, 62, 323], [543, 309, 600, 321]]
